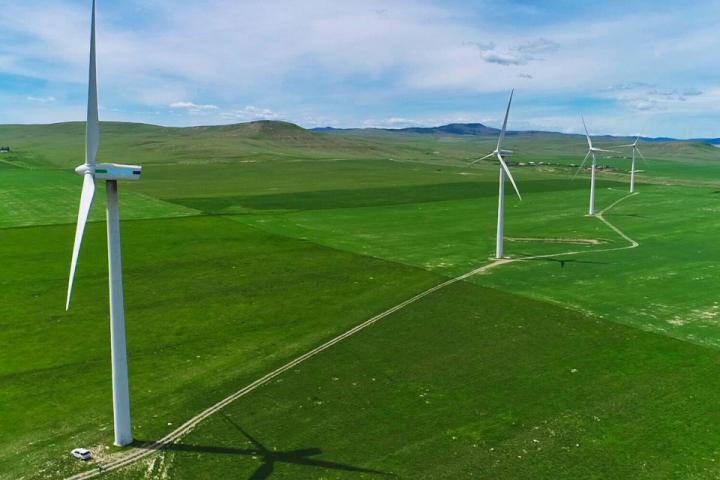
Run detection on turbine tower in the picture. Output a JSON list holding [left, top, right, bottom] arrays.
[[617, 136, 645, 193], [471, 90, 521, 260], [66, 0, 141, 447], [575, 116, 614, 216]]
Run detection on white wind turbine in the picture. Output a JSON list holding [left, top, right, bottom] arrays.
[[471, 90, 521, 259], [617, 136, 645, 193], [575, 116, 614, 216], [66, 0, 141, 447]]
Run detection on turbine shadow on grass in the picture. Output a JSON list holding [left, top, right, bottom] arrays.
[[515, 255, 610, 268], [135, 413, 395, 480], [606, 213, 646, 218]]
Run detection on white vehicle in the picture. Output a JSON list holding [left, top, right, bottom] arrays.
[[71, 448, 92, 461]]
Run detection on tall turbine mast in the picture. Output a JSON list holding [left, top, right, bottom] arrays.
[[618, 136, 645, 193], [470, 90, 521, 259], [575, 116, 614, 216], [66, 0, 142, 447]]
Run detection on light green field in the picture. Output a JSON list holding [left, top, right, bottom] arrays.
[[0, 169, 197, 228], [222, 180, 627, 269], [227, 180, 720, 348], [2, 121, 720, 479]]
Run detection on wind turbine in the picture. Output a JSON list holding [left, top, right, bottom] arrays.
[[471, 89, 521, 260], [617, 136, 645, 193], [66, 0, 141, 447], [575, 116, 614, 216]]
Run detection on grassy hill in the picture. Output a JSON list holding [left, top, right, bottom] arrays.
[[2, 120, 718, 177], [0, 121, 427, 170]]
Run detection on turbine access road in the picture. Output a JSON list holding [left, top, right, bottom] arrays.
[[65, 192, 640, 480]]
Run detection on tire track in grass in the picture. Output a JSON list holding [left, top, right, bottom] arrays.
[[503, 192, 640, 265], [65, 193, 639, 480]]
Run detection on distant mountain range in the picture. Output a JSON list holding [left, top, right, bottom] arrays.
[[313, 123, 720, 145], [314, 123, 501, 136], [694, 138, 720, 145]]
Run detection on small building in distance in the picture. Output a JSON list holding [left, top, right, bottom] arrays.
[[0, 146, 10, 153]]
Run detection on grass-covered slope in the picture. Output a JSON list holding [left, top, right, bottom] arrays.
[[224, 178, 720, 348], [0, 216, 442, 480], [109, 276, 720, 479], [2, 120, 718, 183], [0, 121, 472, 170], [1, 120, 720, 479], [0, 169, 196, 228]]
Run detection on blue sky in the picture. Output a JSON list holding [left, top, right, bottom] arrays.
[[1, 0, 719, 137]]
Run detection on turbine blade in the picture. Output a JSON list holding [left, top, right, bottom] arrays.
[[66, 174, 96, 310], [634, 135, 640, 146], [637, 147, 647, 163], [469, 151, 497, 165], [497, 152, 521, 200], [581, 114, 592, 149], [496, 89, 514, 151], [572, 151, 592, 180], [86, 0, 99, 167]]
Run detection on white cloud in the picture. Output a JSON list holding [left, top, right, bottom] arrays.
[[221, 105, 282, 121], [515, 38, 559, 56], [0, 0, 593, 101], [168, 101, 219, 116], [361, 113, 493, 129], [169, 101, 219, 110], [1, 0, 720, 136], [599, 83, 716, 112], [466, 37, 560, 66], [26, 96, 56, 103]]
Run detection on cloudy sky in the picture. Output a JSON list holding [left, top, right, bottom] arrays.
[[1, 0, 719, 137]]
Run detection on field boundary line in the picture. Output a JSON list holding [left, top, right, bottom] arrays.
[[65, 193, 638, 480]]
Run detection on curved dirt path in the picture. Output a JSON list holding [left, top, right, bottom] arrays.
[[66, 193, 639, 480]]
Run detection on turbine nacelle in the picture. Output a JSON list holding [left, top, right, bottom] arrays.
[[74, 163, 142, 181], [499, 149, 513, 158], [95, 163, 142, 181]]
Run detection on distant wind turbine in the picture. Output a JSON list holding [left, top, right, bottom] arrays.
[[65, 0, 142, 447], [575, 116, 615, 216], [471, 90, 521, 259], [617, 136, 645, 193]]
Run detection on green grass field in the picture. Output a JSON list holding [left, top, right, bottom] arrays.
[[231, 180, 720, 348], [2, 121, 720, 479]]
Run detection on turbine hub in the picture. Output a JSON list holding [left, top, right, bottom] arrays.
[[75, 164, 94, 176]]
